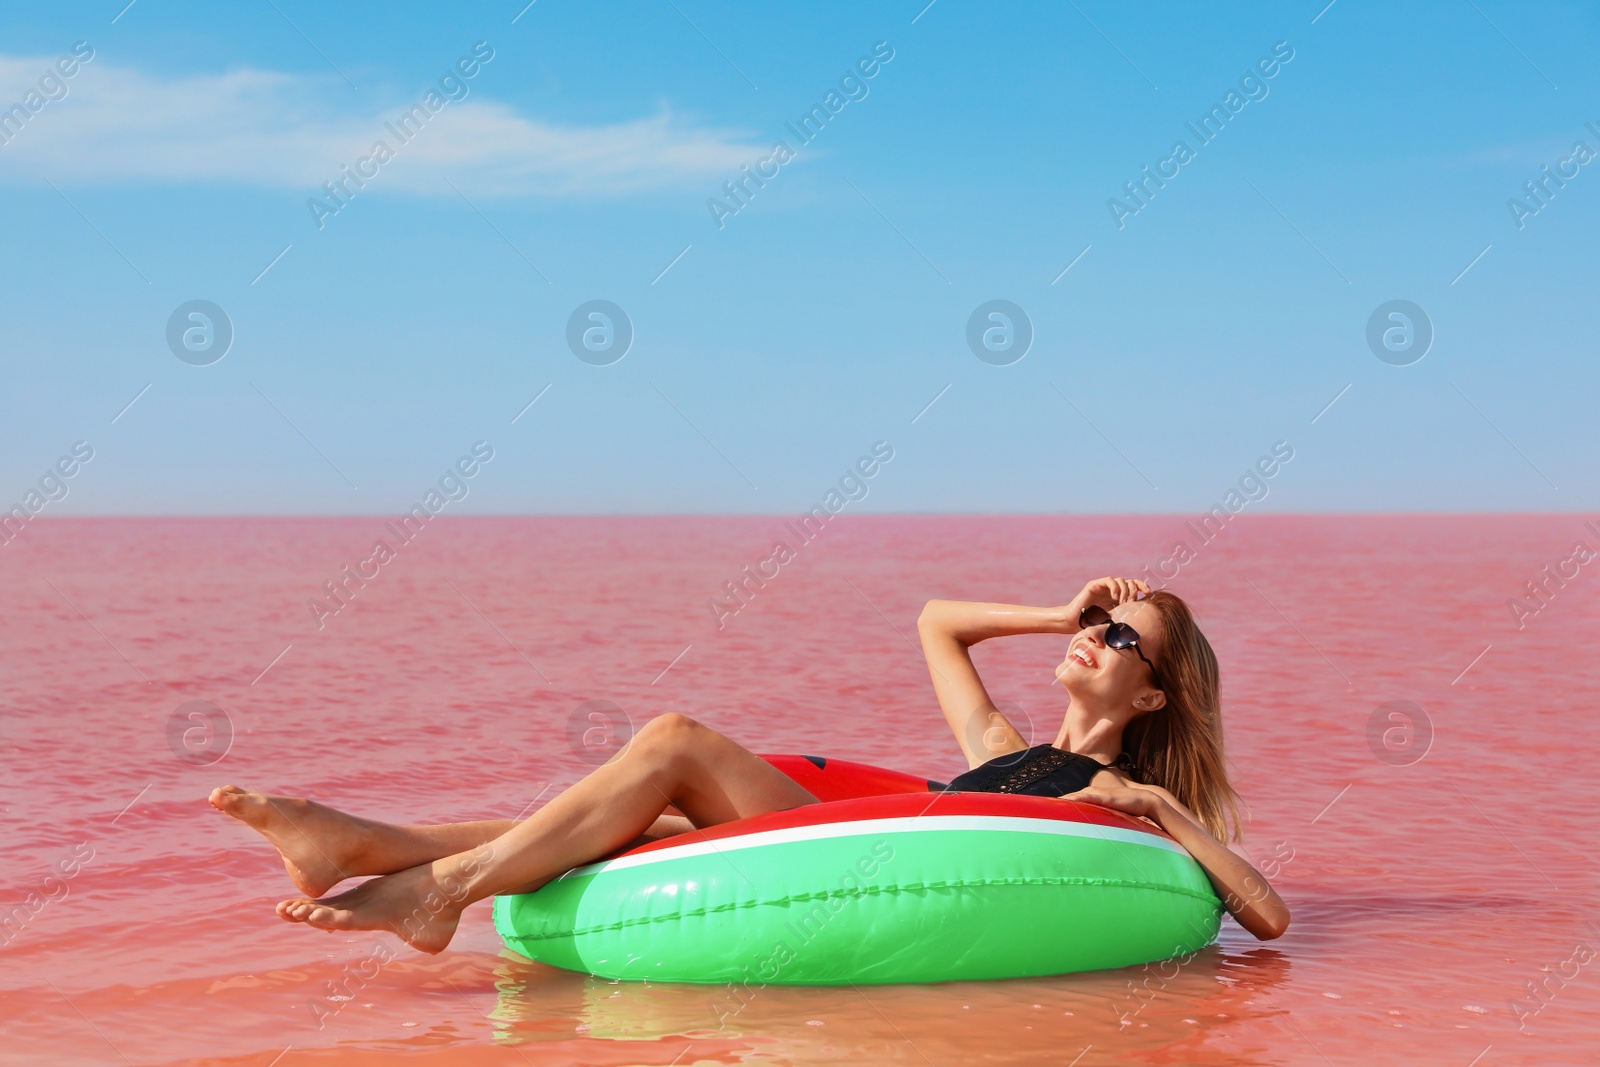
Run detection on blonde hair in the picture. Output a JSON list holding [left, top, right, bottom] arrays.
[[1120, 590, 1243, 842]]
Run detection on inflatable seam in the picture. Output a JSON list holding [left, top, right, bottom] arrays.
[[502, 876, 1220, 943]]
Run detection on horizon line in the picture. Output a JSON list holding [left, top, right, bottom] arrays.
[[5, 510, 1592, 520]]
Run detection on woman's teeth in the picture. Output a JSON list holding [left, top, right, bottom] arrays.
[[1072, 647, 1093, 667]]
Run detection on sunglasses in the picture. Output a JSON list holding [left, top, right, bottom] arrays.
[[1077, 605, 1162, 687]]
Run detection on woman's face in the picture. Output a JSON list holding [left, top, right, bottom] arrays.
[[1054, 600, 1168, 713]]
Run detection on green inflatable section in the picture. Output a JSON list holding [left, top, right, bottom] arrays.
[[494, 822, 1221, 985]]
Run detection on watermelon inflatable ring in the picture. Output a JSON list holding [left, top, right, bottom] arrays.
[[493, 754, 1222, 985]]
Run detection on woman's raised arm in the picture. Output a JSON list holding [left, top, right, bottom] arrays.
[[917, 579, 1148, 768], [916, 599, 1076, 769]]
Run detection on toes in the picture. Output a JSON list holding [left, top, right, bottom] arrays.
[[277, 899, 313, 922]]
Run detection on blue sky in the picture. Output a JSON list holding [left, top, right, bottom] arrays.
[[1, 0, 1595, 514]]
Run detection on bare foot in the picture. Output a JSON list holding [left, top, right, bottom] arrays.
[[209, 785, 369, 898], [276, 862, 463, 954]]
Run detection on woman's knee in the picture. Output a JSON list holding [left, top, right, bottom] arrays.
[[625, 713, 713, 776], [634, 711, 704, 753]]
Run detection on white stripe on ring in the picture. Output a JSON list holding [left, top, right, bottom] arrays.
[[557, 813, 1186, 880]]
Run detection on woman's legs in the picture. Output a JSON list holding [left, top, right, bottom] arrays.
[[210, 788, 697, 899], [272, 713, 818, 951], [208, 786, 520, 898]]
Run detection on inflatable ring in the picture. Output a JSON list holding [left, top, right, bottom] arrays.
[[493, 755, 1222, 984]]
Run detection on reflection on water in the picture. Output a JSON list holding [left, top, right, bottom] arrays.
[[479, 941, 1295, 1066]]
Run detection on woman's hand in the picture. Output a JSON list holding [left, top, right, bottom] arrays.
[[1058, 784, 1162, 822], [1061, 577, 1151, 632]]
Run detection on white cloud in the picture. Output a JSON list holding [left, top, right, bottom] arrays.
[[0, 54, 765, 196]]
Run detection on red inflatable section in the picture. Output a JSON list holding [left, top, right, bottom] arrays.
[[617, 787, 1170, 860], [758, 753, 940, 802], [585, 754, 1175, 866]]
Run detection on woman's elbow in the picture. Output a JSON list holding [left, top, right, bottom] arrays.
[[1257, 904, 1291, 941]]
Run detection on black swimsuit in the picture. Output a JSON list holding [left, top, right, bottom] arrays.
[[940, 744, 1132, 797]]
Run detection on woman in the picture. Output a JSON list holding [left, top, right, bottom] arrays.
[[211, 576, 1288, 952], [922, 576, 1289, 941]]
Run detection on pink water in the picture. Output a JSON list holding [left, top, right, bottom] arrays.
[[2, 515, 1597, 1067]]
